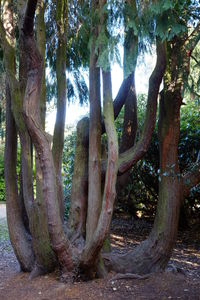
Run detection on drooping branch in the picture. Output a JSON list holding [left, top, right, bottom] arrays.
[[118, 41, 166, 174], [182, 162, 200, 197]]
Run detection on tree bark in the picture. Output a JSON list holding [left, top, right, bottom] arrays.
[[4, 80, 35, 272], [22, 0, 74, 272], [86, 0, 102, 244], [52, 0, 68, 222], [118, 41, 166, 174], [104, 32, 200, 275], [68, 117, 89, 242], [81, 70, 118, 270], [17, 0, 56, 276]]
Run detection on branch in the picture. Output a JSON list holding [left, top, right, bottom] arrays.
[[118, 41, 166, 174], [23, 0, 38, 36], [185, 22, 200, 54], [182, 162, 200, 197], [101, 74, 134, 134]]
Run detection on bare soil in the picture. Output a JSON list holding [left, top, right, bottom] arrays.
[[0, 206, 200, 300]]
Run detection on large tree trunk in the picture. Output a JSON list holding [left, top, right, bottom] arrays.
[[22, 0, 74, 273], [16, 0, 56, 277], [104, 33, 200, 275], [104, 89, 182, 275]]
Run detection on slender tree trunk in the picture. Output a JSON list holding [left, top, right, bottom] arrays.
[[86, 0, 102, 244], [52, 0, 68, 222], [117, 0, 138, 190], [81, 70, 118, 271], [35, 0, 46, 205], [68, 117, 89, 242], [4, 81, 34, 272]]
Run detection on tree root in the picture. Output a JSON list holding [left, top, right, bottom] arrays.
[[29, 264, 46, 280], [111, 272, 152, 281]]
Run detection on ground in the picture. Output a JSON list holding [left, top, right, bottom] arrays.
[[0, 203, 200, 300]]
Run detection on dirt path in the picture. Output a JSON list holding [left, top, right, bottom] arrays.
[[0, 206, 200, 299]]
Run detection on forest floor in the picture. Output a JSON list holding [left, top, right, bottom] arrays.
[[0, 203, 200, 300]]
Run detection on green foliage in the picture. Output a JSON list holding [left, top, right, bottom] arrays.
[[62, 127, 76, 218], [45, 0, 89, 106]]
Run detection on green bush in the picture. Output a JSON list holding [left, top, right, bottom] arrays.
[[62, 127, 76, 218]]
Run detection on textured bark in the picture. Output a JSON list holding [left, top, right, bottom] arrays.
[[119, 73, 137, 154], [86, 0, 102, 244], [22, 0, 74, 272], [36, 0, 46, 127], [16, 1, 56, 276], [104, 34, 200, 275], [68, 117, 89, 241], [118, 41, 166, 174], [4, 81, 34, 272], [35, 0, 46, 209], [52, 0, 68, 222], [81, 70, 118, 270], [104, 85, 182, 276]]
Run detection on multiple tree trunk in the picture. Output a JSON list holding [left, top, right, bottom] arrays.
[[1, 0, 200, 280]]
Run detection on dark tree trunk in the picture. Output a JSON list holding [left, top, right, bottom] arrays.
[[4, 81, 35, 272], [16, 0, 56, 277]]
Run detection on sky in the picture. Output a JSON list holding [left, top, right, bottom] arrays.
[[46, 50, 156, 134]]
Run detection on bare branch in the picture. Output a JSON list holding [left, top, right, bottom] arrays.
[[185, 22, 200, 54]]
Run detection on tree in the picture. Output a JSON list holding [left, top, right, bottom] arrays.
[[1, 0, 200, 280]]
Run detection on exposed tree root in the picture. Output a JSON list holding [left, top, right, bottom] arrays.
[[29, 264, 46, 280], [111, 272, 152, 281]]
